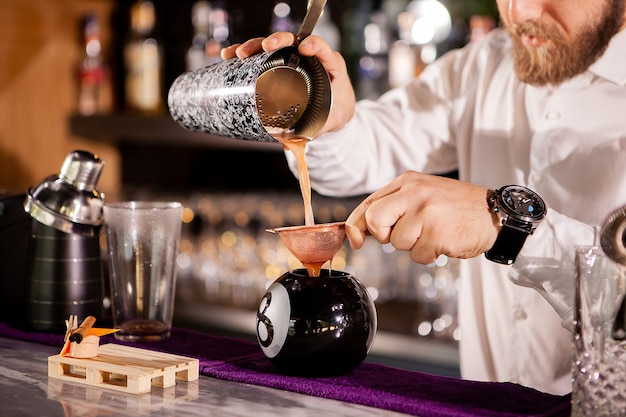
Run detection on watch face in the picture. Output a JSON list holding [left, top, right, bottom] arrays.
[[499, 186, 546, 220]]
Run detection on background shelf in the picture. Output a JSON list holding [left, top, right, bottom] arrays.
[[69, 113, 283, 152]]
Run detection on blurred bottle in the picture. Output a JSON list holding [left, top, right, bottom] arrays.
[[77, 13, 112, 115], [209, 2, 230, 60], [312, 6, 340, 51], [388, 40, 417, 88], [186, 1, 228, 71], [187, 1, 212, 71], [468, 15, 495, 43], [124, 0, 163, 114], [357, 9, 391, 99], [270, 1, 294, 33]]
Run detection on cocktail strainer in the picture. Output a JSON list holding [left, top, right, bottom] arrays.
[[255, 0, 327, 133], [267, 221, 346, 268]]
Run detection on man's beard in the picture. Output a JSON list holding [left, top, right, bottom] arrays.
[[508, 1, 624, 86]]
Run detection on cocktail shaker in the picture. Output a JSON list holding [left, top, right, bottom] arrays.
[[168, 0, 331, 142], [24, 150, 105, 333]]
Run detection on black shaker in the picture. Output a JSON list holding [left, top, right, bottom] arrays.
[[24, 150, 105, 333]]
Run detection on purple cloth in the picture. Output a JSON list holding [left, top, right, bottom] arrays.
[[0, 323, 571, 417]]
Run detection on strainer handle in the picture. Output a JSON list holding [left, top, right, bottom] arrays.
[[297, 0, 328, 43]]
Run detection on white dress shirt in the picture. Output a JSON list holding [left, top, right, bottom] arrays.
[[285, 27, 626, 395]]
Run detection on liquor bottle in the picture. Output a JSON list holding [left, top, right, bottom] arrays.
[[207, 2, 230, 63], [186, 1, 227, 71], [357, 9, 391, 99], [77, 13, 112, 115], [187, 1, 212, 71], [270, 1, 294, 33], [124, 0, 163, 114]]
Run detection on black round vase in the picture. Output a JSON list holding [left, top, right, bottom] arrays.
[[256, 269, 377, 377]]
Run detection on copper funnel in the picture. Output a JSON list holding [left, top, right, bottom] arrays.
[[267, 222, 346, 276]]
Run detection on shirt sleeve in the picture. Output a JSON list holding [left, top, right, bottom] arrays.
[[284, 30, 513, 197], [509, 210, 596, 331], [284, 53, 465, 197]]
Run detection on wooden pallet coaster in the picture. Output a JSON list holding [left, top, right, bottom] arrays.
[[48, 343, 199, 394]]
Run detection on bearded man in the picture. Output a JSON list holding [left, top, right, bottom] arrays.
[[223, 0, 626, 394]]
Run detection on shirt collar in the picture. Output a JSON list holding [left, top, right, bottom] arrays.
[[588, 28, 626, 86]]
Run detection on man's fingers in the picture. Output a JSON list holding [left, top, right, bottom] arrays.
[[299, 36, 346, 74], [262, 32, 298, 51], [345, 182, 403, 249], [234, 37, 266, 59], [220, 43, 240, 60], [345, 221, 366, 250], [389, 213, 423, 252], [227, 33, 298, 60]]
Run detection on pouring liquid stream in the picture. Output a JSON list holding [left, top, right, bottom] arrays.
[[274, 133, 329, 277], [276, 135, 315, 227]]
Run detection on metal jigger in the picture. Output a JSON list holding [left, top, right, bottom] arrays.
[[24, 150, 105, 333]]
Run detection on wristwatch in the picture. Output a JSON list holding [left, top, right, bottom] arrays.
[[485, 185, 547, 265]]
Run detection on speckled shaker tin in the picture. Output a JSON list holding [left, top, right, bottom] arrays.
[[168, 46, 331, 142]]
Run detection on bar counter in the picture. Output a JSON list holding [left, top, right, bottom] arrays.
[[0, 323, 571, 417], [1, 337, 402, 416]]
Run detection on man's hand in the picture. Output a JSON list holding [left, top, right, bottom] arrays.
[[221, 32, 356, 136], [346, 171, 499, 264]]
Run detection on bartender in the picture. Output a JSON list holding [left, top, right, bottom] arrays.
[[222, 0, 626, 395]]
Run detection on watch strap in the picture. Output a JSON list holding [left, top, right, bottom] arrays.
[[485, 224, 528, 265]]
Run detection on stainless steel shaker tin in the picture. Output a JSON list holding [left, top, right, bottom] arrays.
[[168, 46, 332, 142], [26, 220, 103, 333], [23, 150, 105, 333]]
